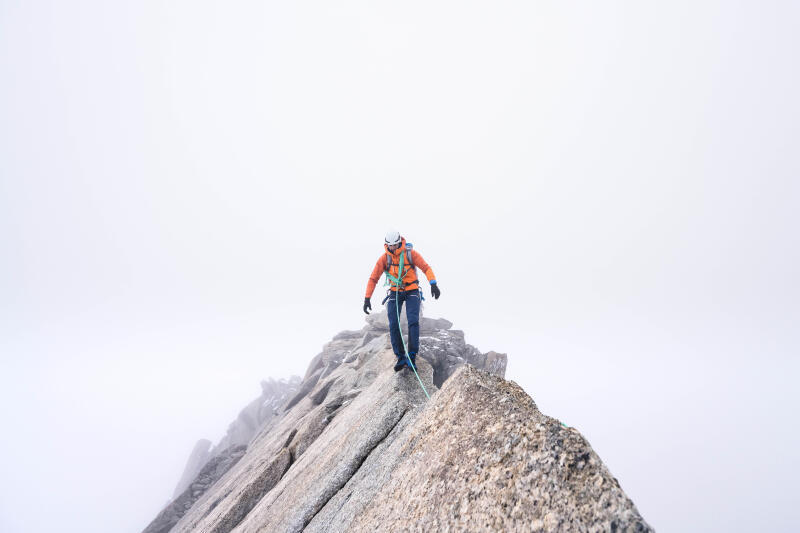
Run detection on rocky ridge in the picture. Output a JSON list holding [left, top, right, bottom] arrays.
[[144, 310, 650, 532]]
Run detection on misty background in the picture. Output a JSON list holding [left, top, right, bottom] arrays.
[[1, 1, 798, 532]]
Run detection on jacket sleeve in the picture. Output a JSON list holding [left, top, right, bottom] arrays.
[[411, 250, 436, 283], [365, 256, 386, 298]]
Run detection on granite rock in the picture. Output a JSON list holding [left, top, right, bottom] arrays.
[[147, 315, 648, 533], [348, 366, 651, 532], [143, 445, 247, 533]]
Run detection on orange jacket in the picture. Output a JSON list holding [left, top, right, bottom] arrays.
[[365, 237, 436, 298]]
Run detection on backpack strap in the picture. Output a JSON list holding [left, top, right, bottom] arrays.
[[386, 250, 414, 270]]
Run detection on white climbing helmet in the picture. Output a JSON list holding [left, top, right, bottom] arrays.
[[385, 230, 402, 246]]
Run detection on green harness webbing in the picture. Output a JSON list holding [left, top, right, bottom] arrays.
[[384, 251, 431, 399]]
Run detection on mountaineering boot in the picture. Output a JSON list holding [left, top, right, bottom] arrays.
[[393, 356, 406, 372], [407, 353, 417, 369]]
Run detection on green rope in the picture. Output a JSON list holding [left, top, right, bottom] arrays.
[[385, 251, 430, 399]]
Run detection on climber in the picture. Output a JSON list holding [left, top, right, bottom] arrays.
[[363, 230, 441, 372]]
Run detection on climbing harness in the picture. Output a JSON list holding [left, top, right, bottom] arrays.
[[383, 246, 431, 400]]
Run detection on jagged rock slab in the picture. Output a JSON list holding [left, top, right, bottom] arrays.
[[150, 311, 604, 533], [201, 447, 292, 533], [153, 377, 301, 532], [168, 362, 650, 533], [173, 439, 212, 498], [168, 334, 432, 533], [213, 377, 302, 453], [235, 353, 433, 532], [143, 445, 247, 533], [347, 366, 652, 532]]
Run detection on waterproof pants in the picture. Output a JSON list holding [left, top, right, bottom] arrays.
[[386, 289, 420, 357]]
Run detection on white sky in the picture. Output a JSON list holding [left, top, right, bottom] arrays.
[[1, 1, 798, 532]]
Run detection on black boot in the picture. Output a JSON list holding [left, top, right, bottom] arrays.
[[393, 356, 406, 372], [407, 353, 417, 369]]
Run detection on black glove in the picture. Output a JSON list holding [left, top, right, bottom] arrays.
[[431, 284, 441, 299], [363, 297, 372, 314]]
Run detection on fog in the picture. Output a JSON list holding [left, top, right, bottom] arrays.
[[1, 1, 798, 532]]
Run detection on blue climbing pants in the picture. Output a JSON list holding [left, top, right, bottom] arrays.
[[386, 289, 420, 357]]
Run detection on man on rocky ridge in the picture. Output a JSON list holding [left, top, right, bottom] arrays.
[[363, 230, 441, 371]]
